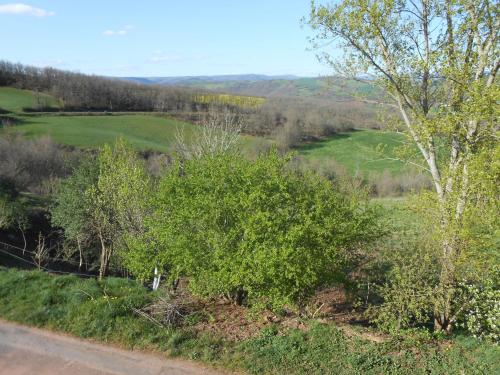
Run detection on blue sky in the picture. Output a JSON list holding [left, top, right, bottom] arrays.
[[0, 1, 333, 77]]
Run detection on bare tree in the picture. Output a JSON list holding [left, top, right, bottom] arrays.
[[32, 233, 49, 270], [175, 107, 244, 158]]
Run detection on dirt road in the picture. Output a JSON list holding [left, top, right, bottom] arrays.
[[0, 320, 225, 375]]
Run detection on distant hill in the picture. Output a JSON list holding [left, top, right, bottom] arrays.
[[123, 74, 299, 86], [120, 75, 384, 103]]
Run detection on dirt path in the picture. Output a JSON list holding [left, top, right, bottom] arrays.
[[0, 320, 226, 375]]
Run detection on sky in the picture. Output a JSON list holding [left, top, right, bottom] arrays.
[[0, 1, 335, 77]]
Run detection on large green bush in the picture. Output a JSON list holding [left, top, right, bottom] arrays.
[[125, 151, 379, 308]]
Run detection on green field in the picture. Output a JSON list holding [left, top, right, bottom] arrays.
[[1, 87, 409, 175], [4, 114, 406, 174], [2, 113, 269, 152], [5, 114, 199, 151], [0, 87, 270, 153], [297, 129, 410, 175], [0, 87, 60, 113]]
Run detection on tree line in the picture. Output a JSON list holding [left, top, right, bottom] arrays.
[[0, 60, 200, 112]]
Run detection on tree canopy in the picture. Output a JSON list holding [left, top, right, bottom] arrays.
[[308, 0, 499, 332]]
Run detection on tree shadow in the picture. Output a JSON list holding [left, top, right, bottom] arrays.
[[294, 129, 362, 153], [0, 115, 31, 127]]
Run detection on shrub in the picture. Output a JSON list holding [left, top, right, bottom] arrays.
[[458, 271, 500, 342], [0, 134, 77, 195], [124, 150, 379, 308], [366, 231, 440, 332], [52, 140, 151, 278], [0, 185, 26, 231], [369, 171, 432, 197]]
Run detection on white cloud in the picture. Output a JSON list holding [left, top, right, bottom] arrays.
[[103, 25, 134, 36], [150, 55, 181, 63], [0, 3, 54, 17]]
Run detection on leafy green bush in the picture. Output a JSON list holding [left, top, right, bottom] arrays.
[[458, 271, 500, 342], [0, 185, 26, 230], [369, 241, 438, 331], [124, 150, 379, 308]]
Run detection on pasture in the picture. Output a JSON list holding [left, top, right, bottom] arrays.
[[297, 129, 410, 175], [1, 87, 409, 175], [1, 113, 271, 153], [0, 87, 60, 113]]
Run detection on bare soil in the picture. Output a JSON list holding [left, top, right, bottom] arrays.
[[184, 286, 388, 343]]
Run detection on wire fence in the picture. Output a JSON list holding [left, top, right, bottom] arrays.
[[0, 240, 125, 278], [0, 246, 97, 277]]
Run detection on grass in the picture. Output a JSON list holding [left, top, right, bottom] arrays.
[[0, 86, 270, 154], [0, 267, 497, 374], [0, 86, 412, 175], [3, 114, 198, 151], [1, 113, 270, 153], [0, 87, 59, 113], [297, 129, 411, 175]]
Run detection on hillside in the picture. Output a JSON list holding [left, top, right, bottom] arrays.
[[123, 74, 299, 85], [0, 87, 60, 113], [121, 75, 384, 103], [0, 87, 271, 155], [0, 86, 403, 175], [2, 113, 270, 153], [297, 129, 407, 175]]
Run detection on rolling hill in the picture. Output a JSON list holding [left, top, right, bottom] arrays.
[[121, 75, 384, 103], [0, 87, 60, 113], [0, 87, 270, 154], [0, 86, 406, 176]]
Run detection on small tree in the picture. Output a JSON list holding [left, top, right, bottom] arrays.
[[91, 139, 151, 279], [0, 191, 16, 231], [52, 157, 99, 269], [174, 107, 243, 158], [0, 183, 28, 246], [53, 140, 150, 279], [308, 0, 499, 332]]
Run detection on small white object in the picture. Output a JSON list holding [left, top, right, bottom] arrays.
[[152, 266, 161, 290]]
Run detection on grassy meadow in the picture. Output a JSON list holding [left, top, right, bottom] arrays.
[[5, 114, 202, 151], [0, 88, 271, 153], [297, 129, 409, 175], [3, 113, 271, 153], [0, 87, 60, 113], [1, 87, 408, 174]]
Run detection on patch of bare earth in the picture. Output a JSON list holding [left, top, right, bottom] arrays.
[[175, 285, 388, 343]]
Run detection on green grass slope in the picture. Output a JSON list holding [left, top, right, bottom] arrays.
[[298, 129, 408, 175], [0, 87, 59, 113], [1, 113, 270, 153], [0, 267, 497, 375], [0, 87, 403, 175]]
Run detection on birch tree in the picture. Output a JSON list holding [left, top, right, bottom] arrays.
[[308, 0, 498, 332]]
